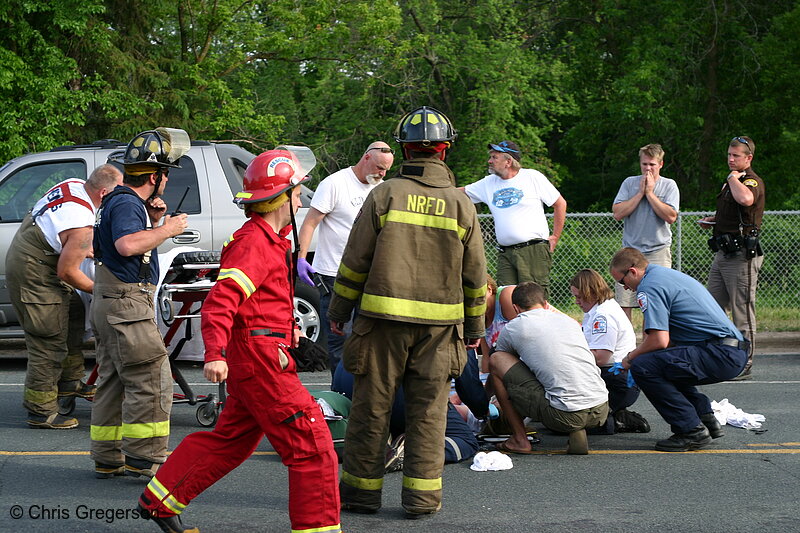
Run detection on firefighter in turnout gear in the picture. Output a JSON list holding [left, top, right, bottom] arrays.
[[329, 106, 487, 518], [7, 164, 122, 429], [137, 147, 341, 533], [90, 128, 190, 478]]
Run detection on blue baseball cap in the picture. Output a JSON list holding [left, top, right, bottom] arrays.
[[488, 140, 521, 161]]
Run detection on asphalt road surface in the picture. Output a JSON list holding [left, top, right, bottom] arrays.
[[1, 346, 799, 533]]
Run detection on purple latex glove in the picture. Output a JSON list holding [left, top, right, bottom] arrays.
[[297, 257, 315, 287]]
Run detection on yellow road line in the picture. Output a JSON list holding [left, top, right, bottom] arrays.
[[3, 448, 800, 457], [495, 449, 800, 455], [589, 449, 800, 455]]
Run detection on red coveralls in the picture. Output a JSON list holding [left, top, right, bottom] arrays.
[[140, 214, 341, 533]]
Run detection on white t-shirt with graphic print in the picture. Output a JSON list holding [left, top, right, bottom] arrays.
[[464, 168, 560, 246]]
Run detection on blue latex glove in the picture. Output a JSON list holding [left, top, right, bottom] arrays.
[[297, 257, 315, 287], [609, 362, 636, 388], [488, 403, 500, 420]]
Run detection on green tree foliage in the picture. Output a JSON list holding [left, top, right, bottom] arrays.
[[743, 3, 800, 209], [1, 0, 797, 211], [0, 0, 143, 161], [552, 0, 797, 210]]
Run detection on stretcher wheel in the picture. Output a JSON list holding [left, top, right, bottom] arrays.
[[159, 295, 175, 324], [196, 394, 219, 427], [58, 396, 76, 416]]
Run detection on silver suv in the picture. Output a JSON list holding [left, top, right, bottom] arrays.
[[0, 140, 321, 342]]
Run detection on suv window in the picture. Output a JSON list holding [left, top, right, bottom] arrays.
[[160, 157, 200, 214], [0, 160, 87, 223], [108, 156, 201, 215]]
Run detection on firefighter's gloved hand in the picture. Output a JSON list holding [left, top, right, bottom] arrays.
[[289, 337, 329, 372], [297, 258, 315, 287]]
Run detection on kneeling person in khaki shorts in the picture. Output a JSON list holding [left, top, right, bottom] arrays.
[[489, 282, 609, 454]]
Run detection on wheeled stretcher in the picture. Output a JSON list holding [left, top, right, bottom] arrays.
[[58, 251, 227, 427]]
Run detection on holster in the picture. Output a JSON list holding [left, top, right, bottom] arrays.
[[743, 234, 763, 259], [708, 233, 743, 256]]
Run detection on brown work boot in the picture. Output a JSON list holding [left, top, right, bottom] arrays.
[[405, 502, 442, 520], [58, 380, 97, 399], [27, 413, 79, 429], [95, 462, 126, 479], [126, 458, 160, 479], [566, 429, 589, 455]]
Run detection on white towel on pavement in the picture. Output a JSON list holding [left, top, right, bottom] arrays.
[[470, 451, 513, 472], [711, 398, 766, 429]]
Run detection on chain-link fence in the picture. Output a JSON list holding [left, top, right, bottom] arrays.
[[478, 211, 800, 312]]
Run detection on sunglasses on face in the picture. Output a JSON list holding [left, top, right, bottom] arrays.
[[614, 264, 635, 285]]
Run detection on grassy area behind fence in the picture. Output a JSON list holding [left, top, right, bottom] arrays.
[[478, 211, 800, 332]]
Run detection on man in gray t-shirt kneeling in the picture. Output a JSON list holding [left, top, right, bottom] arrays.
[[488, 282, 609, 455], [612, 143, 680, 321]]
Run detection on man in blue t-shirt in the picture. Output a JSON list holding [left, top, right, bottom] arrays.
[[610, 247, 748, 452], [90, 128, 189, 480]]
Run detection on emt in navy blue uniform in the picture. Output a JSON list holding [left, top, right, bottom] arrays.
[[611, 247, 748, 452]]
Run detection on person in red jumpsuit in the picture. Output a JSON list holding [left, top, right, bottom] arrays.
[[137, 147, 341, 533]]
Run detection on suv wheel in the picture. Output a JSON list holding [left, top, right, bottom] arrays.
[[294, 283, 325, 345]]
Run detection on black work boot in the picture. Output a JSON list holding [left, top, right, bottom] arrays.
[[700, 413, 725, 439], [614, 409, 651, 433], [138, 495, 199, 533], [655, 425, 712, 452]]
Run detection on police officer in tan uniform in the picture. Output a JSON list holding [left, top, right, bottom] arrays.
[[699, 136, 765, 380], [329, 106, 487, 519], [90, 128, 189, 479]]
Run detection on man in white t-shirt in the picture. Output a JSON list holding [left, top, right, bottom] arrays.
[[612, 143, 679, 321], [488, 282, 608, 455], [297, 141, 394, 376], [6, 164, 122, 429], [463, 141, 566, 296]]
